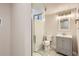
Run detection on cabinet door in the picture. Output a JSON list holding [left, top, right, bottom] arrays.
[[62, 38, 72, 55], [63, 38, 72, 50], [56, 37, 63, 52]]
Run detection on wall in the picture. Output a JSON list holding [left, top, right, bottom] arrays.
[[45, 14, 57, 49], [11, 3, 31, 56], [45, 4, 79, 55], [0, 4, 11, 56]]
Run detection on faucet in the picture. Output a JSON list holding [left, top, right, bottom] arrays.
[[62, 33, 66, 35]]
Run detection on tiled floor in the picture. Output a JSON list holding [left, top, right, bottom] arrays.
[[33, 52, 41, 56], [33, 49, 63, 56]]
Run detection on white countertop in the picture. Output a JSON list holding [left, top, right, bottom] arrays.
[[56, 34, 72, 38]]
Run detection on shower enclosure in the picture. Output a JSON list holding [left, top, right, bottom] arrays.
[[32, 4, 45, 56]]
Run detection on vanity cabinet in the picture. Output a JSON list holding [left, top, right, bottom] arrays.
[[56, 36, 72, 56]]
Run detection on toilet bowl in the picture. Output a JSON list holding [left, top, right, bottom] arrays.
[[43, 40, 50, 51]]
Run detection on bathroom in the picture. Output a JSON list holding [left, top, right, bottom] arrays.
[[32, 3, 79, 56]]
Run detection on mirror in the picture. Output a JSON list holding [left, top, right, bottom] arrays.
[[60, 18, 69, 29], [57, 17, 70, 31]]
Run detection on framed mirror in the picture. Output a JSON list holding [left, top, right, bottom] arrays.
[[60, 18, 69, 29], [58, 17, 70, 31]]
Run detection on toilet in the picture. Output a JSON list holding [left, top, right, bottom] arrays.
[[43, 35, 51, 51], [43, 40, 50, 51]]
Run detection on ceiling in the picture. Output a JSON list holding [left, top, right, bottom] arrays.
[[32, 3, 79, 15]]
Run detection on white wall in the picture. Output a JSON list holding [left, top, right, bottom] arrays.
[[0, 3, 31, 56], [11, 3, 31, 56], [0, 4, 11, 56], [45, 14, 57, 49]]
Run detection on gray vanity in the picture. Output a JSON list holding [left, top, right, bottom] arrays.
[[56, 8, 73, 56], [56, 34, 72, 56]]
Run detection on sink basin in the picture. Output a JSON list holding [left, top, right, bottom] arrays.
[[56, 34, 72, 38]]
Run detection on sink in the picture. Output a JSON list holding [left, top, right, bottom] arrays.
[[56, 34, 72, 38]]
